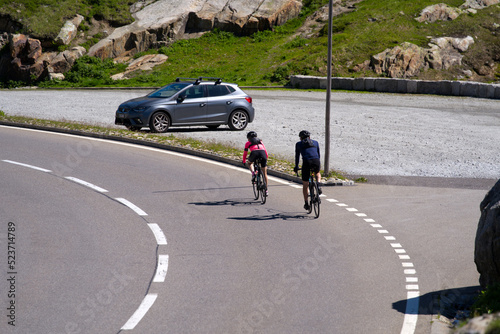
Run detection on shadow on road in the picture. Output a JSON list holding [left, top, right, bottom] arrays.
[[392, 286, 480, 319], [189, 198, 262, 207]]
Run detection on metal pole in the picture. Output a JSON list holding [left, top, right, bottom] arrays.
[[324, 0, 333, 175]]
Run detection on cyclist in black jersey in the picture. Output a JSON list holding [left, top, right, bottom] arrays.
[[294, 130, 322, 211]]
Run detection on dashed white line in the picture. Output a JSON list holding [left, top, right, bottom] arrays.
[[153, 255, 169, 283], [115, 198, 148, 216], [147, 223, 167, 245], [121, 293, 158, 330], [3, 159, 52, 172], [65, 176, 108, 192]]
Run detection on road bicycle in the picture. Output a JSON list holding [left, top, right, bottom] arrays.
[[252, 158, 267, 204], [297, 168, 321, 218]]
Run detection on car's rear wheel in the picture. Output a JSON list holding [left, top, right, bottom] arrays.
[[150, 112, 170, 133], [228, 110, 249, 131]]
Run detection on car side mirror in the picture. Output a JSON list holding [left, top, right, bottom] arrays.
[[177, 95, 186, 103]]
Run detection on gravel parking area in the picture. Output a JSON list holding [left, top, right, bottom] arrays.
[[1, 88, 498, 181]]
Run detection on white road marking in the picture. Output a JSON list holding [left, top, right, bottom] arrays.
[[385, 236, 396, 241], [400, 291, 420, 334], [364, 218, 376, 223], [326, 198, 339, 203], [2, 159, 52, 172], [371, 224, 383, 228], [147, 224, 167, 245], [115, 198, 148, 216], [336, 203, 348, 207], [65, 176, 108, 192], [378, 230, 389, 234], [153, 255, 169, 283], [355, 213, 367, 217], [121, 293, 158, 330], [346, 207, 358, 212], [405, 269, 417, 275]]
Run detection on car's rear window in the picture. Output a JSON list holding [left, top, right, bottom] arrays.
[[207, 85, 231, 97], [148, 83, 190, 98]]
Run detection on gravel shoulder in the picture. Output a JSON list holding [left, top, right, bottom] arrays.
[[1, 88, 498, 183]]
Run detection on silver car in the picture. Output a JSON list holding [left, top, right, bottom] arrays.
[[115, 78, 255, 132]]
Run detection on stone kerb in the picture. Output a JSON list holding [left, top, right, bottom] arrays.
[[290, 75, 500, 99]]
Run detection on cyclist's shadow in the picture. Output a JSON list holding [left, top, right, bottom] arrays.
[[189, 199, 314, 221], [189, 198, 262, 207]]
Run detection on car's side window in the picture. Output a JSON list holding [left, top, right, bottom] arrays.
[[184, 86, 205, 99], [207, 85, 231, 97]]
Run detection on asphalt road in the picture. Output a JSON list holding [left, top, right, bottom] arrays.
[[0, 126, 493, 333]]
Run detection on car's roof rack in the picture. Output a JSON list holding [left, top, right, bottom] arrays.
[[175, 77, 222, 85], [176, 77, 201, 85], [198, 77, 222, 85]]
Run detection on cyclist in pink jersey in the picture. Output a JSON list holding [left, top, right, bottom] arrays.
[[242, 131, 269, 195]]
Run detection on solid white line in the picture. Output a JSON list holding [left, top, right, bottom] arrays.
[[400, 291, 420, 334], [147, 224, 167, 245], [3, 159, 52, 172], [115, 198, 148, 216], [65, 176, 108, 192], [121, 293, 158, 330], [153, 255, 169, 283]]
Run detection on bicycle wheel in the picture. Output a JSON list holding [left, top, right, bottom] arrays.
[[259, 176, 267, 204], [312, 182, 320, 218], [252, 170, 259, 200], [307, 183, 314, 214]]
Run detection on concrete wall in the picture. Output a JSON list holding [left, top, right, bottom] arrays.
[[290, 75, 500, 100]]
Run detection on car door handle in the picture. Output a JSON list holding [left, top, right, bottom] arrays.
[[226, 101, 233, 105], [200, 103, 206, 107]]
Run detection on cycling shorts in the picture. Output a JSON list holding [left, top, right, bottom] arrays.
[[302, 158, 320, 182], [248, 150, 267, 167]]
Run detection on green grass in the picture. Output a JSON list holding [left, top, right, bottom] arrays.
[[0, 0, 134, 39], [3, 0, 500, 87]]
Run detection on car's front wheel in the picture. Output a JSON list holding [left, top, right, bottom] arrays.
[[149, 112, 170, 133], [228, 110, 249, 131]]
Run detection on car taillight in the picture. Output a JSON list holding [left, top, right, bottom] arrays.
[[245, 96, 252, 103]]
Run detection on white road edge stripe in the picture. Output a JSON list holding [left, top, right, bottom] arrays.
[[153, 255, 169, 283], [3, 159, 52, 172], [115, 198, 148, 216], [65, 176, 108, 192], [121, 293, 158, 330], [147, 224, 167, 245]]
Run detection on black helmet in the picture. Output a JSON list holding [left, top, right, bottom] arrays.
[[247, 131, 258, 139], [299, 130, 310, 139]]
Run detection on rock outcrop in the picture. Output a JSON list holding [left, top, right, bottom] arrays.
[[89, 0, 302, 59], [416, 3, 462, 23], [354, 36, 474, 78], [111, 54, 168, 80], [475, 179, 500, 289], [55, 15, 84, 46]]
